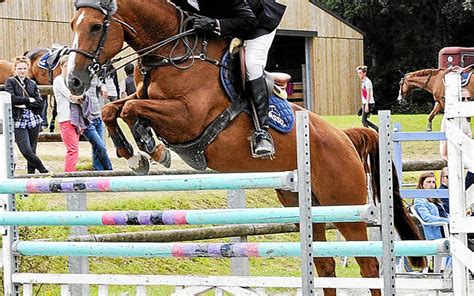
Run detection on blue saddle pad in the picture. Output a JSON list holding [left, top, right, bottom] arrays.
[[460, 71, 472, 87], [219, 51, 294, 134], [38, 51, 60, 71]]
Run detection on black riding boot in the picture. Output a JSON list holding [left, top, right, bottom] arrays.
[[247, 76, 275, 157]]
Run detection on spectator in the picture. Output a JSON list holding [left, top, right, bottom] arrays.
[[439, 115, 472, 161], [119, 63, 136, 99], [5, 56, 48, 174], [53, 55, 84, 172], [413, 172, 449, 240], [356, 65, 378, 132], [439, 115, 473, 190], [83, 76, 113, 171], [102, 65, 120, 103], [439, 167, 449, 214]]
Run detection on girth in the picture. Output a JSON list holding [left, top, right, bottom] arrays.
[[166, 97, 248, 171]]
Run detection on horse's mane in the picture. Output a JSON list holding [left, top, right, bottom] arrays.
[[410, 68, 443, 77], [24, 48, 49, 60]]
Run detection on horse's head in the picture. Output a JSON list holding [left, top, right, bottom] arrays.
[[397, 74, 412, 102], [67, 0, 125, 95]]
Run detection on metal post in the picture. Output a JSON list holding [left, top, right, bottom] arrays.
[[444, 71, 469, 296], [296, 110, 314, 295], [67, 192, 90, 296], [227, 189, 249, 276], [379, 110, 396, 295], [0, 92, 19, 295], [393, 122, 403, 184]]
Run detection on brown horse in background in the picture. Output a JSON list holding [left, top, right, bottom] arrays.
[[66, 1, 425, 295], [0, 60, 14, 84], [24, 47, 64, 132], [398, 67, 474, 131]]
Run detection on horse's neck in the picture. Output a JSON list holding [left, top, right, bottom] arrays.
[[408, 72, 442, 93], [118, 0, 181, 51]]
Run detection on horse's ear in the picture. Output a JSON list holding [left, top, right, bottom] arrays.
[[74, 0, 117, 15], [100, 0, 118, 14], [398, 70, 405, 77]]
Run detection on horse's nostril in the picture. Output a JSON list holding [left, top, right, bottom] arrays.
[[72, 77, 82, 88]]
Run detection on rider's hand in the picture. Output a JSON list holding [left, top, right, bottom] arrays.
[[193, 16, 218, 33], [364, 105, 369, 113]]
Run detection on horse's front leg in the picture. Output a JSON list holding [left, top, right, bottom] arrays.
[[427, 101, 442, 132], [101, 95, 137, 160], [119, 99, 172, 172]]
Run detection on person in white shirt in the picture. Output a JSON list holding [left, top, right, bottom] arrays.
[[102, 64, 120, 103], [356, 65, 378, 132], [53, 55, 83, 172]]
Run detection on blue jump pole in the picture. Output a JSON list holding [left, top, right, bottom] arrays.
[[0, 172, 295, 194], [0, 205, 377, 226], [13, 240, 449, 258]]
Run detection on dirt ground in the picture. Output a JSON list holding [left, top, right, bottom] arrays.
[[13, 129, 193, 175]]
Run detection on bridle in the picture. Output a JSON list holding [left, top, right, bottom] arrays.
[[69, 2, 221, 80], [68, 0, 141, 77], [68, 10, 115, 76]]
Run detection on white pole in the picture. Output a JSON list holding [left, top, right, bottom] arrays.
[[444, 71, 470, 296], [0, 91, 18, 295]]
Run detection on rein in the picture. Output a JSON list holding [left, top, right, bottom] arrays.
[[72, 4, 222, 80]]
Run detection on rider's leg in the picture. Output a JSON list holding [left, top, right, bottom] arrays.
[[245, 30, 277, 157], [247, 77, 274, 155]]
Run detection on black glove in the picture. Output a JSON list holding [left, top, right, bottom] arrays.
[[28, 98, 43, 110], [193, 16, 217, 33]]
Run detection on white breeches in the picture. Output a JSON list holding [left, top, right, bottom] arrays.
[[245, 30, 277, 81]]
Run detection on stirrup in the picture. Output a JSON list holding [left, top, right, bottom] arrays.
[[250, 130, 275, 159]]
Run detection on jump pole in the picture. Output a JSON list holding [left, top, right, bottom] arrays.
[[0, 205, 377, 226]]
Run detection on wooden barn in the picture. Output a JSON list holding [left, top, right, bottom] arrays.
[[272, 0, 364, 115], [0, 0, 73, 61], [0, 0, 364, 115]]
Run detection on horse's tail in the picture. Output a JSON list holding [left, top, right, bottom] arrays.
[[344, 127, 427, 269]]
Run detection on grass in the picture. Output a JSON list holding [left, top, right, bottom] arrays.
[[3, 113, 472, 295]]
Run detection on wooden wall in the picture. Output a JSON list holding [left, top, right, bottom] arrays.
[[0, 0, 364, 115], [0, 0, 73, 61], [311, 38, 364, 115], [278, 0, 364, 115]]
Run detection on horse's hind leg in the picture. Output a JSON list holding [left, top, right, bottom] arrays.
[[49, 95, 58, 133], [276, 190, 337, 296], [336, 222, 380, 296]]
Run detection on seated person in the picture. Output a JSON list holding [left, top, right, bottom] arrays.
[[413, 172, 449, 240], [414, 172, 449, 240]]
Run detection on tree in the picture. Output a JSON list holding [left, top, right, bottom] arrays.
[[315, 0, 474, 113]]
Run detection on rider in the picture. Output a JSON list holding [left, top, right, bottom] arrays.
[[172, 0, 286, 158]]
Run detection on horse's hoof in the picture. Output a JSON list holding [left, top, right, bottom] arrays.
[[158, 148, 172, 168], [426, 124, 432, 132], [128, 152, 150, 175]]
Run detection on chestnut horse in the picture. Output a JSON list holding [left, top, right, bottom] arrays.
[[66, 1, 424, 295], [398, 67, 474, 131], [0, 60, 14, 84], [24, 47, 64, 132]]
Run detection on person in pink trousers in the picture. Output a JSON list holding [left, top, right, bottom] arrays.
[[53, 55, 84, 172]]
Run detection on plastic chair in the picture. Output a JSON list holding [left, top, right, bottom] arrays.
[[409, 206, 450, 273]]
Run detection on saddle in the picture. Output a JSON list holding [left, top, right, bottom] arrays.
[[38, 44, 68, 71], [221, 38, 295, 133], [229, 38, 290, 99]]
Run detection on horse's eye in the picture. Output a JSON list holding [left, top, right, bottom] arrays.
[[90, 24, 102, 33]]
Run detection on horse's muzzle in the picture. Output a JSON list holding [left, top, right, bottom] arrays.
[[67, 75, 87, 95]]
